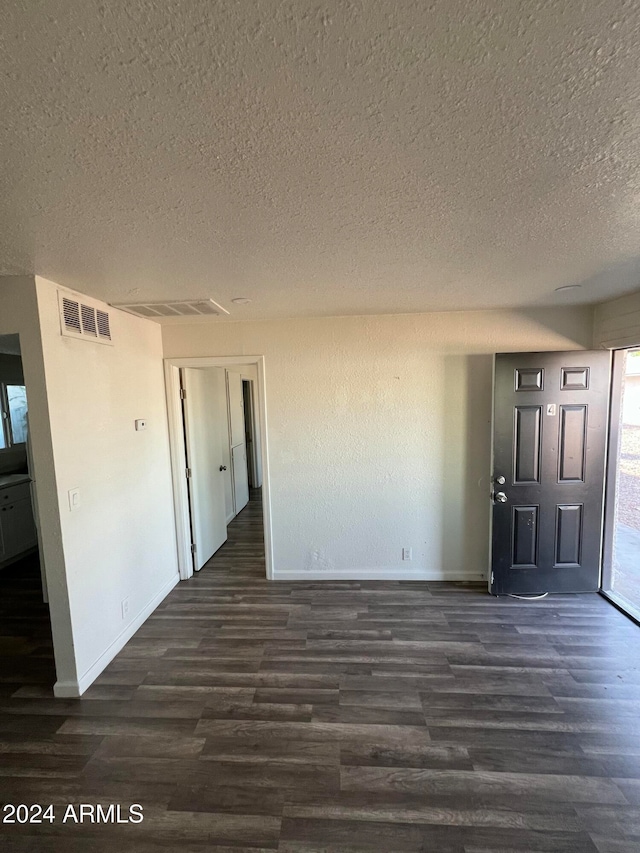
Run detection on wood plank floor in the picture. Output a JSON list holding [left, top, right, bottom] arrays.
[[1, 489, 640, 850]]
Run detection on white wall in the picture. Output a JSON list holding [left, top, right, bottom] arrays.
[[35, 277, 179, 694], [163, 306, 593, 581], [0, 277, 77, 687], [594, 290, 640, 348]]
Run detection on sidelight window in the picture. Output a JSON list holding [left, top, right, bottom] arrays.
[[602, 349, 640, 620]]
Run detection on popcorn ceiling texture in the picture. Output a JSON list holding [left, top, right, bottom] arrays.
[[2, 1, 640, 318]]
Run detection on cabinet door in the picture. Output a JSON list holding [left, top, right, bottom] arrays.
[[0, 497, 37, 560]]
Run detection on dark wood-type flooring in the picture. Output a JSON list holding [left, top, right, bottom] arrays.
[[1, 489, 640, 850]]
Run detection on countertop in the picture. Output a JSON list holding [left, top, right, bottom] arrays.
[[0, 474, 31, 489]]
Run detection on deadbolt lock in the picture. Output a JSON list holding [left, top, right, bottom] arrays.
[[494, 475, 506, 485]]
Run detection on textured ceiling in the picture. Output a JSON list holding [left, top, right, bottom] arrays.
[[2, 0, 640, 320]]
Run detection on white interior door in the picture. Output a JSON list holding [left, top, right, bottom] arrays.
[[226, 371, 246, 448], [182, 368, 227, 570], [242, 379, 258, 487], [232, 444, 250, 512], [226, 370, 250, 514]]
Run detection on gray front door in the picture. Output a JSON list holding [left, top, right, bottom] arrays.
[[491, 350, 611, 595]]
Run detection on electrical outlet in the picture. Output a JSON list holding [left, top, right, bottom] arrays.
[[121, 598, 130, 620], [402, 547, 412, 561]]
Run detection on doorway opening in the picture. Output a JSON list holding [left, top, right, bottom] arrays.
[[165, 356, 272, 581], [0, 333, 56, 690], [602, 347, 640, 622]]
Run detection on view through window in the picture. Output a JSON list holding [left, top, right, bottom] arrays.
[[608, 348, 640, 616], [0, 384, 28, 449], [7, 385, 28, 444]]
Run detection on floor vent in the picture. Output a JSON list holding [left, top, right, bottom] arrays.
[[59, 292, 113, 345], [111, 299, 230, 320]]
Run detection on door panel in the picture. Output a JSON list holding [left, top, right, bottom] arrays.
[[243, 380, 258, 488], [514, 406, 542, 483], [182, 368, 228, 570], [226, 371, 246, 449], [232, 444, 249, 512], [558, 406, 587, 482], [512, 506, 538, 567], [555, 504, 582, 566], [491, 350, 611, 595]]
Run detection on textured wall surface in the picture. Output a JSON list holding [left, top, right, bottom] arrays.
[[36, 278, 179, 689], [594, 289, 640, 349], [0, 277, 77, 688], [163, 305, 593, 579], [2, 2, 640, 316]]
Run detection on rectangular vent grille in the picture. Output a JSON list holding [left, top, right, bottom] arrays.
[[96, 310, 111, 340], [62, 298, 81, 333], [58, 292, 113, 345], [81, 304, 97, 336], [112, 299, 230, 320]]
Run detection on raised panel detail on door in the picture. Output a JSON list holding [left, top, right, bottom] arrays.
[[512, 506, 538, 567], [561, 367, 589, 391], [558, 405, 587, 483], [555, 504, 583, 566], [515, 368, 544, 392], [492, 350, 610, 595], [514, 406, 542, 484]]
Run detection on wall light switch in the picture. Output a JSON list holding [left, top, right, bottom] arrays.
[[135, 419, 147, 431], [402, 547, 412, 561], [68, 488, 80, 511]]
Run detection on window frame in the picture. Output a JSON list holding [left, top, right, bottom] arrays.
[[0, 382, 28, 451]]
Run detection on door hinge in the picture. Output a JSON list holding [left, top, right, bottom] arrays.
[[185, 467, 192, 478], [180, 388, 186, 400], [191, 543, 197, 555], [490, 572, 494, 585]]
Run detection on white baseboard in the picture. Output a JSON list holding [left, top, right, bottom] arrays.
[[53, 573, 180, 698], [273, 568, 486, 582], [52, 680, 83, 698]]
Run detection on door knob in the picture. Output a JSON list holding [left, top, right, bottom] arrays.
[[494, 475, 506, 485], [494, 491, 508, 503], [219, 465, 227, 471]]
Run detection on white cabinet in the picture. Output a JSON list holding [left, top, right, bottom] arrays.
[[0, 481, 37, 566]]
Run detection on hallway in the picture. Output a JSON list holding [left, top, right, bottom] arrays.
[[0, 492, 640, 850]]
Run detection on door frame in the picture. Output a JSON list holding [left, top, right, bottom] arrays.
[[600, 346, 640, 624], [242, 378, 259, 488], [164, 355, 273, 581]]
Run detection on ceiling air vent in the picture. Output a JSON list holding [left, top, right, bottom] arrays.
[[58, 291, 113, 345], [111, 299, 230, 321]]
